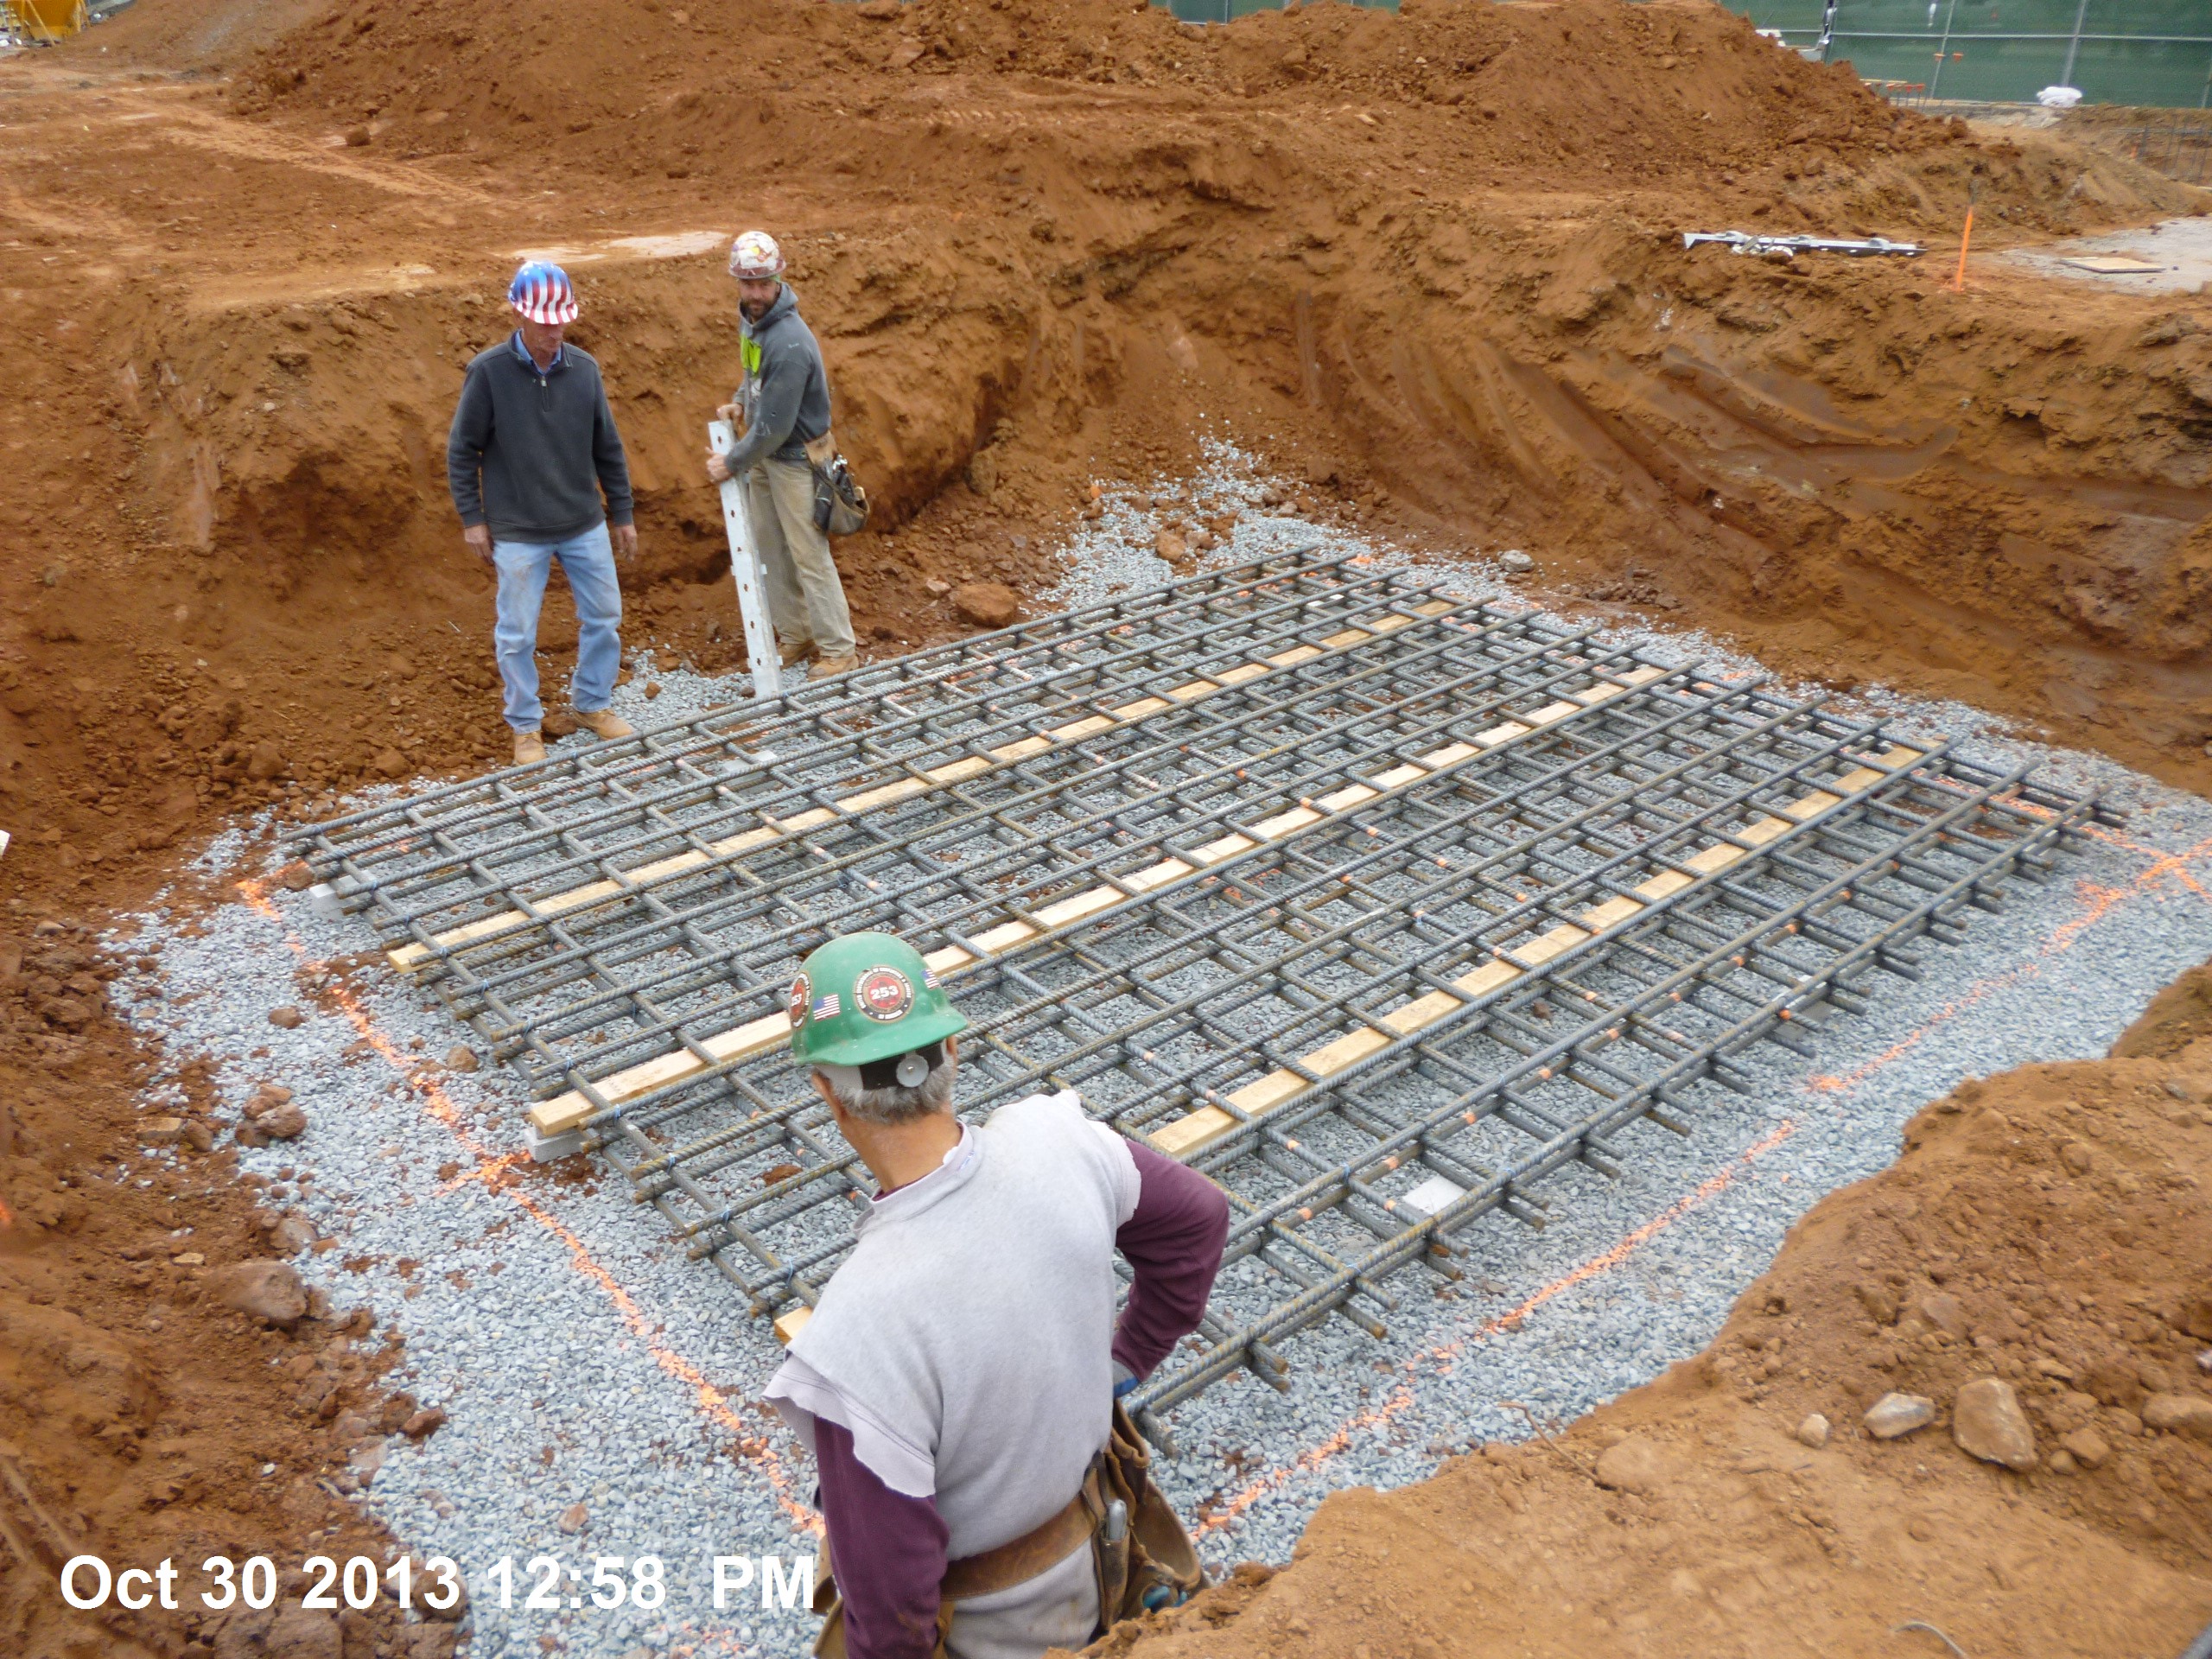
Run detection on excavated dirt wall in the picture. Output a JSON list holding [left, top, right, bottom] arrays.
[[6, 0, 2212, 919]]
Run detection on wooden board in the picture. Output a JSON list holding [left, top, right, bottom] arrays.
[[1141, 742, 1925, 1156], [391, 601, 1458, 973]]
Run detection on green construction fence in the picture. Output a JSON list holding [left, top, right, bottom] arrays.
[[1147, 0, 2212, 108]]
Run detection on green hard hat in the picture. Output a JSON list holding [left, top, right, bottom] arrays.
[[787, 931, 968, 1070]]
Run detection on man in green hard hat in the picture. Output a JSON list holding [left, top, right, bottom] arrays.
[[765, 931, 1227, 1659]]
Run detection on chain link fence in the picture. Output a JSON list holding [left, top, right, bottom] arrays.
[[1739, 0, 2212, 108]]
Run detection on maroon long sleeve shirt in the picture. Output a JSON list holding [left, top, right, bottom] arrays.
[[814, 1139, 1227, 1659]]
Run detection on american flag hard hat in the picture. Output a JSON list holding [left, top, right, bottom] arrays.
[[507, 261, 579, 325]]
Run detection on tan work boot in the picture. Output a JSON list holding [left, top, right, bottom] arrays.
[[813, 653, 860, 678], [571, 708, 636, 741], [513, 728, 547, 766], [777, 638, 814, 668]]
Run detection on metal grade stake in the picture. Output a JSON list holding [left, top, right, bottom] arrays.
[[709, 419, 779, 702]]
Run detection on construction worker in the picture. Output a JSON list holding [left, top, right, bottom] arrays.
[[766, 933, 1226, 1659], [448, 261, 639, 767], [702, 230, 860, 678]]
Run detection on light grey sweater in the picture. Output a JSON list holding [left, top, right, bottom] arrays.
[[764, 1093, 1140, 1557]]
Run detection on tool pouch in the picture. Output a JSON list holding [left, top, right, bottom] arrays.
[[809, 1404, 1203, 1657], [1090, 1401, 1205, 1625], [804, 429, 871, 537]]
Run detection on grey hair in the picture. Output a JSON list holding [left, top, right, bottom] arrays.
[[815, 1053, 957, 1126]]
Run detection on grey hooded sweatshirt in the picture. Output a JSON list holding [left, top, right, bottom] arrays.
[[724, 282, 831, 475]]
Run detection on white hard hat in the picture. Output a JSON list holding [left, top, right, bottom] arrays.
[[729, 231, 785, 281]]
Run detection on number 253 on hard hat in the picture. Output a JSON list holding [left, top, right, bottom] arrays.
[[788, 932, 969, 1069]]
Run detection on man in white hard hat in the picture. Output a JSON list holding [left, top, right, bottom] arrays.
[[703, 230, 859, 678]]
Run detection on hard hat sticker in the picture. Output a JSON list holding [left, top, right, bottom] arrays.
[[855, 966, 913, 1022], [810, 993, 842, 1021], [787, 973, 811, 1027]]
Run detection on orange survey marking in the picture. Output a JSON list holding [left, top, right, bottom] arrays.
[[1809, 830, 2212, 1097], [1203, 817, 2212, 1532], [233, 877, 820, 1534], [1196, 1120, 1802, 1534]]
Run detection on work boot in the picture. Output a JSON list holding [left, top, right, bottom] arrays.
[[777, 638, 814, 668], [813, 653, 859, 678], [513, 728, 547, 766], [571, 708, 636, 741]]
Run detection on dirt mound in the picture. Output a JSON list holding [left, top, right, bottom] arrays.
[[0, 917, 429, 1658], [229, 0, 1904, 177], [0, 0, 2207, 919], [1090, 963, 2212, 1659]]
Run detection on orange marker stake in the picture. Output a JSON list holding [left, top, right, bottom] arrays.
[[1952, 181, 1980, 294]]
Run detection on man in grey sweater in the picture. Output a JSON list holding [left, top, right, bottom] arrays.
[[702, 230, 858, 677], [448, 261, 639, 766]]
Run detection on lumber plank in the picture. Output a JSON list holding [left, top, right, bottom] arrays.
[[773, 1306, 813, 1344], [1580, 893, 1645, 931], [1139, 736, 1917, 1156]]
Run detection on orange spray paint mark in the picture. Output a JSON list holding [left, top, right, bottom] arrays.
[[232, 880, 820, 1535], [1196, 1120, 1800, 1534], [0, 1192, 13, 1230]]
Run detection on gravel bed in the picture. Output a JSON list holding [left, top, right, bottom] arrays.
[[107, 446, 2212, 1655]]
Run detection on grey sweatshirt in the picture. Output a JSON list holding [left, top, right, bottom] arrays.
[[724, 283, 831, 475], [447, 334, 634, 543]]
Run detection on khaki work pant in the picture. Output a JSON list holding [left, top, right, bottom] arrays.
[[743, 457, 855, 661]]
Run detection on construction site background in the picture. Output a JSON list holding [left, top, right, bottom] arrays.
[[0, 0, 2209, 1652]]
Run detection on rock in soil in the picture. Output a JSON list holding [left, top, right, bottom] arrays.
[[1795, 1413, 1830, 1449], [1951, 1377, 2037, 1470], [207, 1261, 308, 1328], [268, 1006, 304, 1029], [253, 1102, 308, 1141], [951, 582, 1020, 629], [1592, 1436, 1669, 1495], [1863, 1393, 1936, 1440], [2061, 1427, 2112, 1469], [2142, 1393, 2212, 1440]]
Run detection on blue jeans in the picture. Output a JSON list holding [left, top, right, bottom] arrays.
[[493, 524, 623, 733]]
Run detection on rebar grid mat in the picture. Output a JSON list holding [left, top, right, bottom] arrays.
[[302, 550, 1396, 911], [298, 555, 2106, 1419], [433, 610, 1672, 1107], [591, 683, 2094, 1410]]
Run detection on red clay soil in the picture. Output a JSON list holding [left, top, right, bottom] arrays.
[[0, 912, 453, 1659], [0, 0, 2208, 921], [1080, 964, 2212, 1659]]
